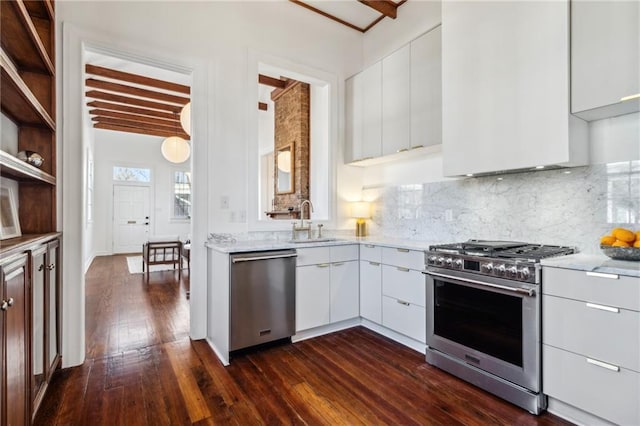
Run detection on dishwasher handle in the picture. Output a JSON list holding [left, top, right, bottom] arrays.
[[232, 253, 298, 263]]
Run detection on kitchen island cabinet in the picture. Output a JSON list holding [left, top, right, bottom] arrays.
[[441, 0, 587, 176]]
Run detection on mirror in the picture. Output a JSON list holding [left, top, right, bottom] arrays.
[[276, 144, 294, 194]]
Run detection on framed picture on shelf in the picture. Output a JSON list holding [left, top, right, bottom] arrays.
[[0, 187, 21, 240]]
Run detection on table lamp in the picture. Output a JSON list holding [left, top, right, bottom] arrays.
[[351, 201, 370, 237]]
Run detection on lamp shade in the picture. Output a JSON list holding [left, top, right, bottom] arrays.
[[161, 136, 191, 163], [277, 150, 291, 173], [350, 201, 370, 219], [180, 102, 191, 136]]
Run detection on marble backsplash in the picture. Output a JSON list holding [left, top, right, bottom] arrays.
[[364, 161, 640, 254]]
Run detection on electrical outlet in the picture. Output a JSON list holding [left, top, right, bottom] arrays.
[[229, 211, 236, 222], [445, 209, 453, 222], [220, 196, 230, 210], [239, 210, 246, 222]]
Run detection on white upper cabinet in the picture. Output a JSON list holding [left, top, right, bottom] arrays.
[[442, 1, 588, 177], [345, 26, 441, 165], [411, 26, 442, 150], [571, 0, 640, 120], [382, 44, 411, 156]]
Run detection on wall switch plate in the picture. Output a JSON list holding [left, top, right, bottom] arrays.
[[220, 196, 229, 210], [239, 210, 246, 222], [445, 209, 453, 222]]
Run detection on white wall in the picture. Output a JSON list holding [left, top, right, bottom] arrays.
[[81, 104, 95, 272], [93, 130, 191, 255], [57, 0, 363, 367]]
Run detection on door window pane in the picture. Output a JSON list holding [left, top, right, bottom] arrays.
[[113, 166, 151, 182], [174, 171, 191, 218]]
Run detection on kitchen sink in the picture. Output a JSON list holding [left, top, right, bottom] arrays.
[[287, 238, 338, 243]]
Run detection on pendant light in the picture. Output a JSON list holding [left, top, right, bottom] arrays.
[[162, 111, 191, 163], [180, 102, 191, 136]]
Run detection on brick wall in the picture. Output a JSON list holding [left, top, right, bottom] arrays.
[[272, 81, 310, 217]]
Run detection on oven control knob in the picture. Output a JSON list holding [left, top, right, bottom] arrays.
[[428, 255, 438, 264], [445, 257, 453, 266], [519, 267, 531, 279], [454, 259, 463, 268], [437, 257, 446, 266], [507, 266, 518, 278], [496, 264, 506, 276], [481, 263, 493, 273]]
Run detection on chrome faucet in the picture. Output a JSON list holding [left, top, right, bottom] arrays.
[[291, 199, 314, 240]]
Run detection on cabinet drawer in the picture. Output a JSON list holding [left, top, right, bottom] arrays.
[[381, 247, 424, 270], [543, 295, 640, 372], [543, 345, 639, 426], [360, 244, 382, 263], [331, 245, 359, 263], [360, 260, 382, 324], [296, 247, 330, 266], [382, 296, 426, 343], [382, 266, 425, 307], [543, 267, 640, 311]]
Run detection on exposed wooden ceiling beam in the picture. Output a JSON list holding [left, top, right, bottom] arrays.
[[288, 0, 366, 32], [258, 74, 287, 89], [258, 102, 268, 111], [93, 117, 189, 139], [358, 0, 398, 19], [94, 123, 188, 139], [86, 101, 179, 121], [86, 78, 189, 105], [85, 90, 183, 113], [85, 64, 191, 95], [89, 109, 179, 128]]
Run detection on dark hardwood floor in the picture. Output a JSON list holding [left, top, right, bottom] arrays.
[[35, 255, 572, 425]]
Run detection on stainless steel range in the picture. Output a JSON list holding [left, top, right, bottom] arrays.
[[424, 240, 575, 414]]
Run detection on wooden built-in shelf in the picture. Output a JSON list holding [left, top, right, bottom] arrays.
[[0, 232, 61, 259], [0, 49, 55, 129], [0, 150, 56, 185], [0, 0, 54, 75]]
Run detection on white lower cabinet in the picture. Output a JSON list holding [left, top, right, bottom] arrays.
[[542, 266, 640, 425], [382, 296, 425, 343], [296, 245, 359, 332], [359, 260, 382, 324]]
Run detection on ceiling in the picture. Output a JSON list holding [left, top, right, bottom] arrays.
[[290, 0, 408, 33], [84, 53, 191, 140]]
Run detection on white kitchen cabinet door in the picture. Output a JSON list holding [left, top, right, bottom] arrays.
[[382, 44, 411, 156], [571, 0, 640, 120], [330, 261, 359, 323], [410, 26, 442, 149], [295, 265, 331, 331], [442, 0, 587, 176], [359, 260, 382, 324], [345, 75, 363, 163], [361, 62, 383, 160]]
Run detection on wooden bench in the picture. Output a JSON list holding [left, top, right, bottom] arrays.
[[142, 240, 183, 282]]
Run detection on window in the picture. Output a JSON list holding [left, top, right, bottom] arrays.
[[113, 166, 151, 182], [173, 171, 191, 219]]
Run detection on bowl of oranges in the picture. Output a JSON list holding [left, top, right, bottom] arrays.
[[600, 228, 640, 261]]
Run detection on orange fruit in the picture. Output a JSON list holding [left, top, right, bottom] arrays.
[[612, 228, 635, 243], [634, 240, 640, 248], [636, 231, 640, 240], [600, 235, 616, 245], [612, 240, 630, 247]]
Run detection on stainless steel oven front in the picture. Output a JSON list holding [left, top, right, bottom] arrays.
[[425, 266, 545, 414]]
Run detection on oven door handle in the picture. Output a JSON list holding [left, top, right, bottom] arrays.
[[423, 271, 535, 297]]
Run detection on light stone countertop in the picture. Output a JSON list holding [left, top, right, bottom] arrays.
[[205, 235, 440, 254], [541, 253, 640, 278]]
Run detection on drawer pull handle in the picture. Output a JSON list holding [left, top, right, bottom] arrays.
[[586, 271, 619, 280], [317, 263, 330, 268], [333, 262, 345, 267], [365, 244, 375, 248], [397, 248, 410, 253], [586, 302, 619, 313], [397, 300, 410, 306], [397, 267, 410, 272], [586, 358, 620, 372], [369, 262, 380, 266]]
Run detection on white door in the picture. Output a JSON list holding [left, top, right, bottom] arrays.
[[113, 185, 150, 253]]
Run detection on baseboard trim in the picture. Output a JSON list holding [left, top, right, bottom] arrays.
[[292, 318, 360, 342], [360, 319, 426, 354]]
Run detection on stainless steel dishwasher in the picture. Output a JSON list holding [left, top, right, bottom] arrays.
[[229, 250, 297, 351]]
